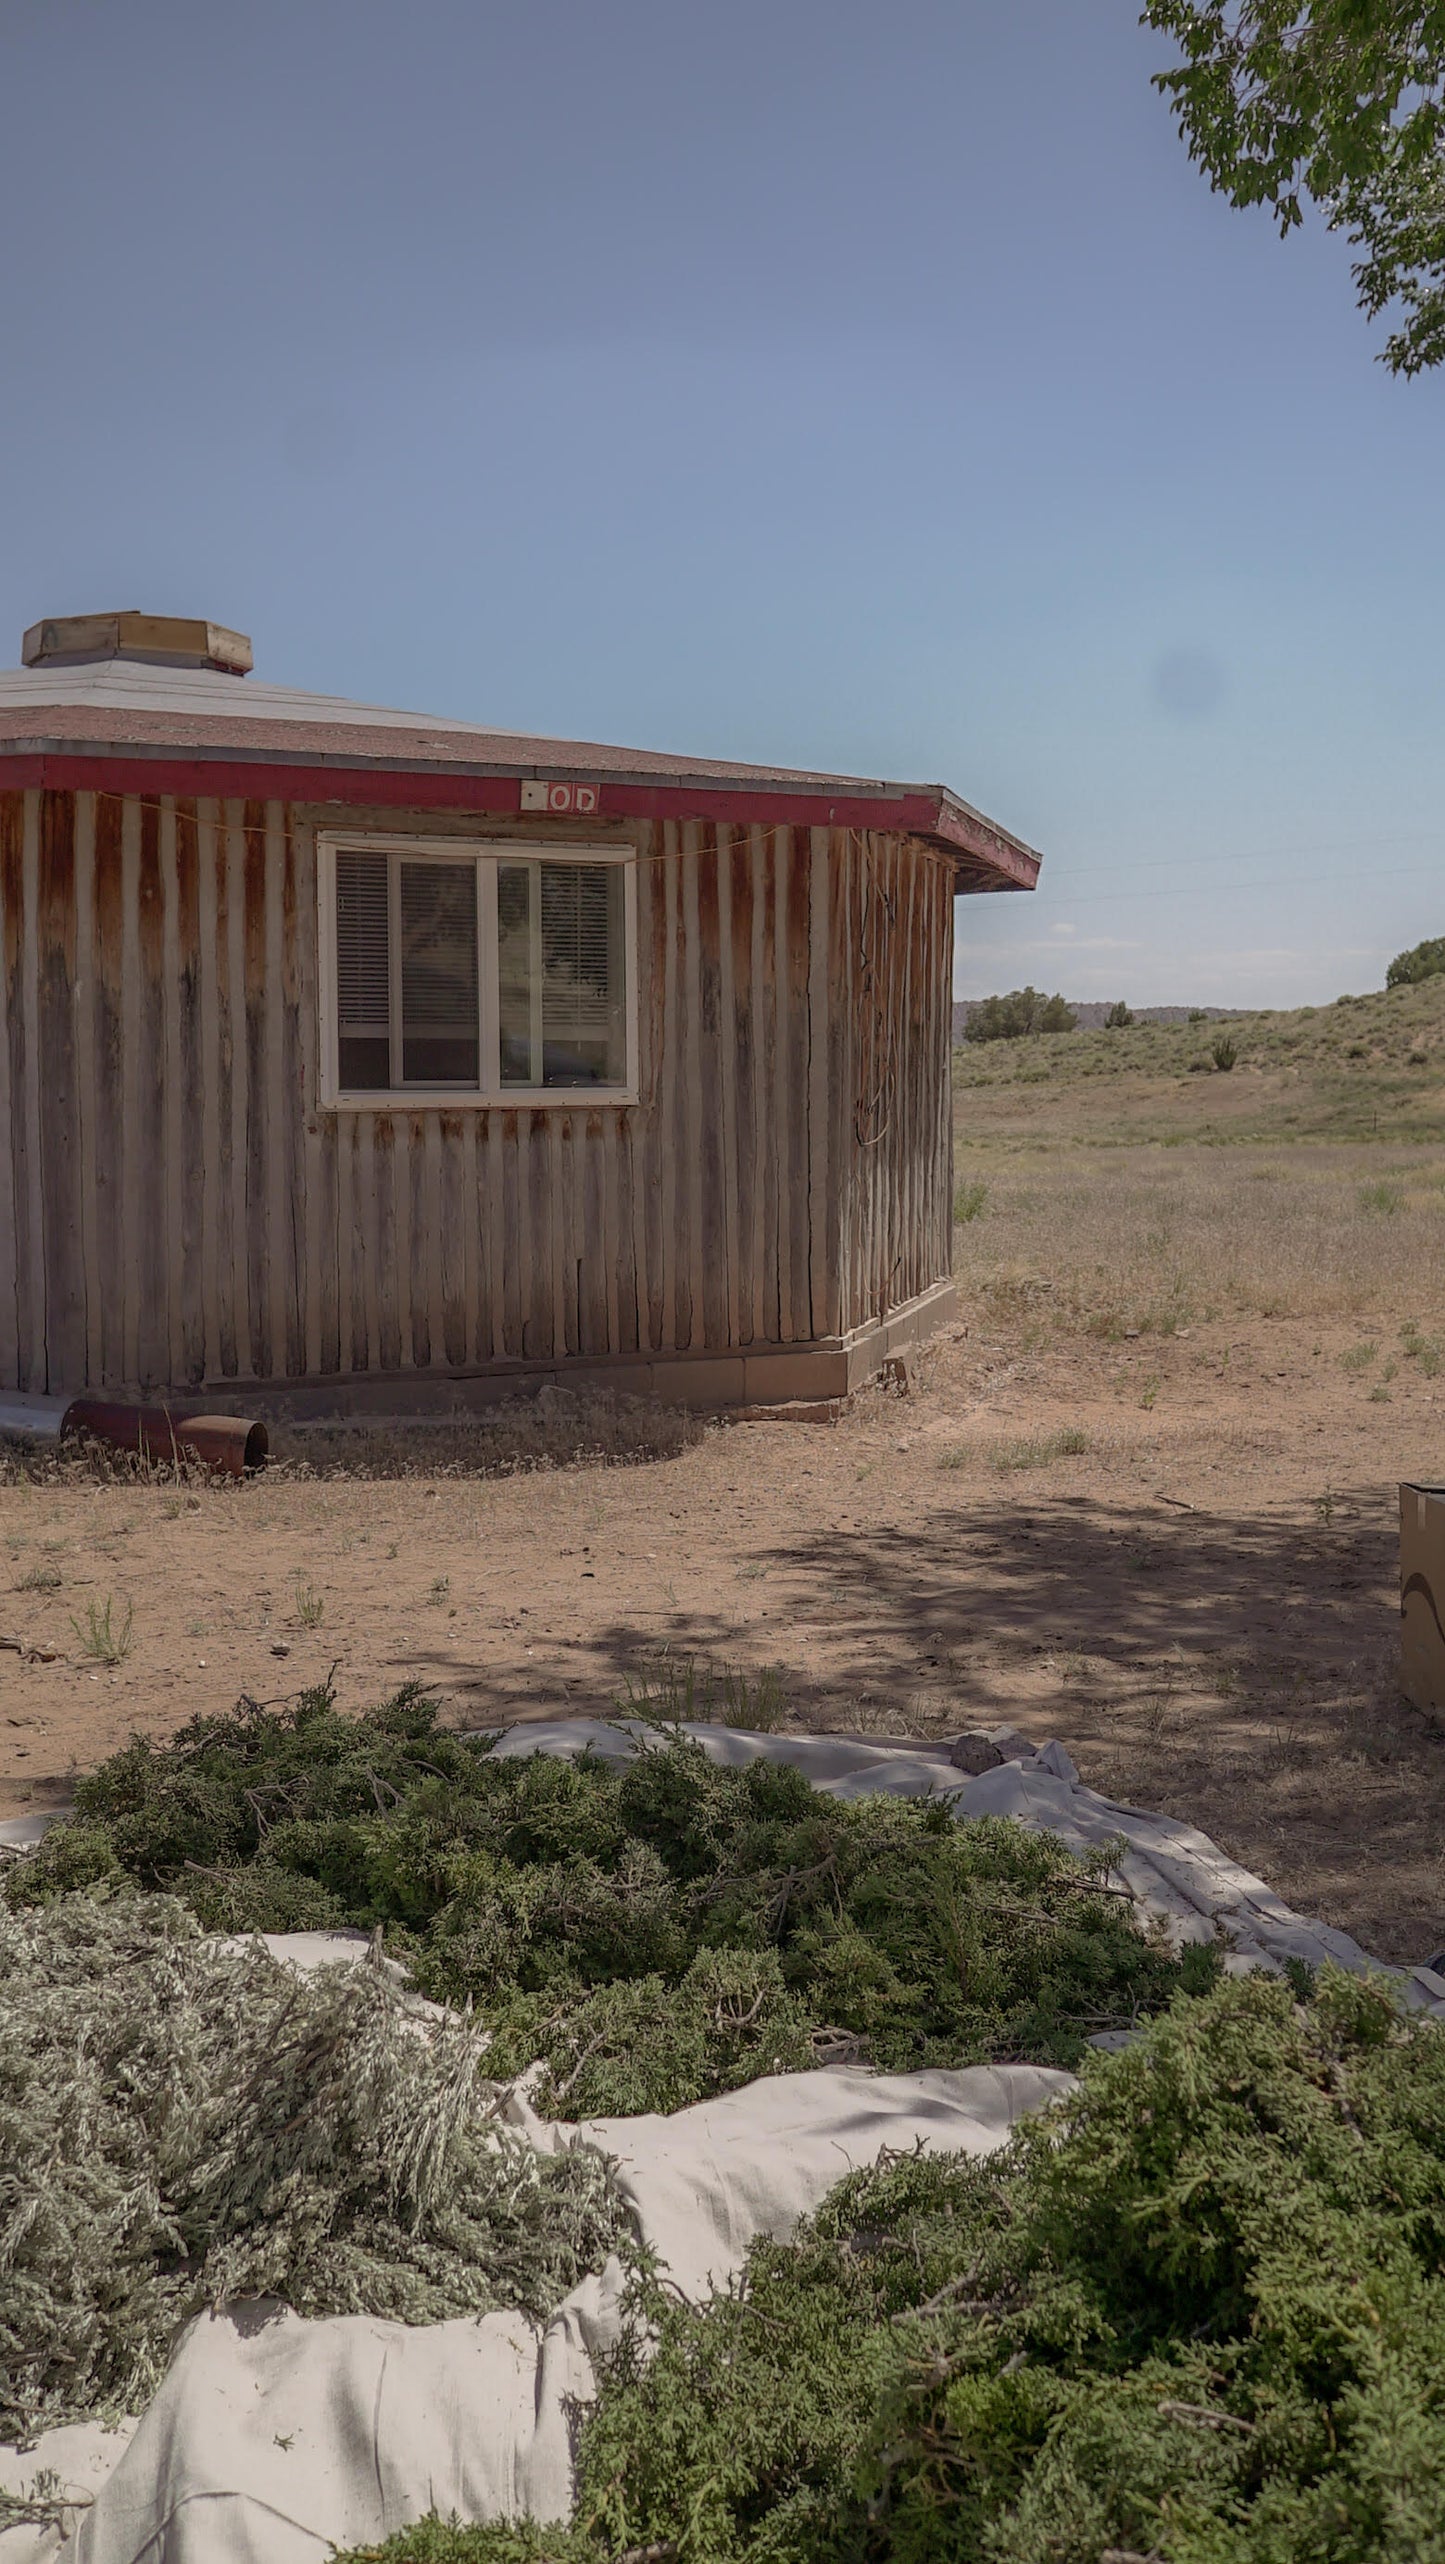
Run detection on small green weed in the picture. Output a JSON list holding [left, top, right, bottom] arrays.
[[1340, 1341, 1378, 1374], [621, 1655, 788, 1731], [294, 1580, 324, 1629], [16, 1560, 62, 1592], [943, 1426, 1090, 1473], [69, 1595, 134, 1666], [1139, 1374, 1160, 1410], [952, 1178, 989, 1224], [1359, 1178, 1404, 1214]]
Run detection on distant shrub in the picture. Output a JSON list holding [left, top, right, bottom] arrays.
[[963, 988, 1077, 1042], [1359, 1178, 1404, 1215], [1187, 1008, 1206, 1023], [953, 1178, 989, 1223], [1386, 935, 1445, 989], [1210, 1034, 1238, 1071], [1104, 1000, 1134, 1029]]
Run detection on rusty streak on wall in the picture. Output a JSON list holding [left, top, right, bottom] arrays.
[[0, 789, 955, 1396]]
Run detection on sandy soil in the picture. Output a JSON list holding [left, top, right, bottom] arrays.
[[3, 1310, 1443, 1969]]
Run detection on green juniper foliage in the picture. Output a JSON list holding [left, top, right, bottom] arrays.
[[0, 1893, 627, 2443], [963, 988, 1077, 1042], [331, 1967, 1445, 2564], [5, 1686, 1218, 2115], [1388, 933, 1445, 990]]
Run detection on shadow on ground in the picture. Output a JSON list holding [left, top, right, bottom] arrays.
[[408, 1485, 1445, 1969]]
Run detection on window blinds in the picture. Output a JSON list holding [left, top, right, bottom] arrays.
[[332, 848, 627, 1096]]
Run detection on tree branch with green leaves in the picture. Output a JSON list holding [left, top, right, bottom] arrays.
[[1142, 2, 1445, 371]]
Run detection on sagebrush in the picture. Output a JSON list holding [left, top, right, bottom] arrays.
[[0, 1893, 627, 2442]]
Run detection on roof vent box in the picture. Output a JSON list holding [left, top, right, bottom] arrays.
[[21, 612, 252, 675]]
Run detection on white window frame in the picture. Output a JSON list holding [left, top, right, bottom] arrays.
[[317, 832, 639, 1109]]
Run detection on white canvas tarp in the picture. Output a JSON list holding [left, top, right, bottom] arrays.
[[5, 2060, 1069, 2564]]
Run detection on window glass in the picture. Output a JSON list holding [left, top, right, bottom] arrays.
[[332, 846, 628, 1098], [336, 851, 391, 1091], [400, 861, 478, 1085], [499, 860, 627, 1088]]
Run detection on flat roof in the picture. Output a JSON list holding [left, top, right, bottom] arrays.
[[0, 659, 1041, 892]]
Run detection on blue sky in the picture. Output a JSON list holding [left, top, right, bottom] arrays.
[[2, 0, 1441, 1005]]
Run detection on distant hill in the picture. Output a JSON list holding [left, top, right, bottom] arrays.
[[952, 999, 1247, 1040], [950, 976, 1445, 1148]]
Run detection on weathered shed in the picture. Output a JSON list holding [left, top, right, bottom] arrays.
[[0, 614, 1039, 1414]]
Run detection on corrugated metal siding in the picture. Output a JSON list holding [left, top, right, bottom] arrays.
[[0, 789, 954, 1396]]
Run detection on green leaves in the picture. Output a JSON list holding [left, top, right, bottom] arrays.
[[8, 1697, 1211, 2118], [1142, 2, 1445, 371]]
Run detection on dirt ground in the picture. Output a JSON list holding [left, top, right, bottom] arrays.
[[3, 1302, 1443, 1970]]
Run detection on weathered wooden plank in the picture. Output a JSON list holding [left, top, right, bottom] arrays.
[[36, 794, 85, 1391], [500, 1110, 523, 1359], [551, 1111, 573, 1358], [369, 1116, 398, 1371], [73, 796, 102, 1385], [239, 802, 268, 1378], [0, 797, 21, 1390], [416, 1112, 440, 1366], [112, 793, 143, 1386], [829, 830, 856, 1335], [356, 1115, 380, 1372], [262, 803, 294, 1375], [693, 826, 727, 1348], [440, 1115, 468, 1368], [290, 818, 334, 1376], [753, 826, 778, 1341], [807, 826, 833, 1339], [16, 796, 46, 1390], [435, 1114, 465, 1368], [158, 799, 185, 1384], [468, 1112, 484, 1374], [527, 1110, 552, 1359], [133, 797, 170, 1386], [728, 829, 756, 1345], [170, 802, 207, 1384], [221, 802, 252, 1377], [714, 827, 741, 1348], [598, 1108, 621, 1355], [659, 825, 682, 1352], [193, 804, 223, 1378], [789, 825, 814, 1353], [637, 827, 664, 1353], [404, 1117, 427, 1368], [483, 1110, 505, 1362], [682, 824, 710, 1348]]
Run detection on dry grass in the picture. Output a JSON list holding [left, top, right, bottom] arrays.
[[951, 1144, 1445, 1341]]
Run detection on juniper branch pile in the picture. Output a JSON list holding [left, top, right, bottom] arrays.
[[0, 1894, 626, 2443], [333, 1968, 1445, 2564], [5, 1686, 1219, 2114]]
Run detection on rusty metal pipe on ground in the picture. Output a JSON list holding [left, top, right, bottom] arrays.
[[59, 1399, 268, 1477]]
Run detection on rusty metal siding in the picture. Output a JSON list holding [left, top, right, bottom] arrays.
[[0, 790, 956, 1396]]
